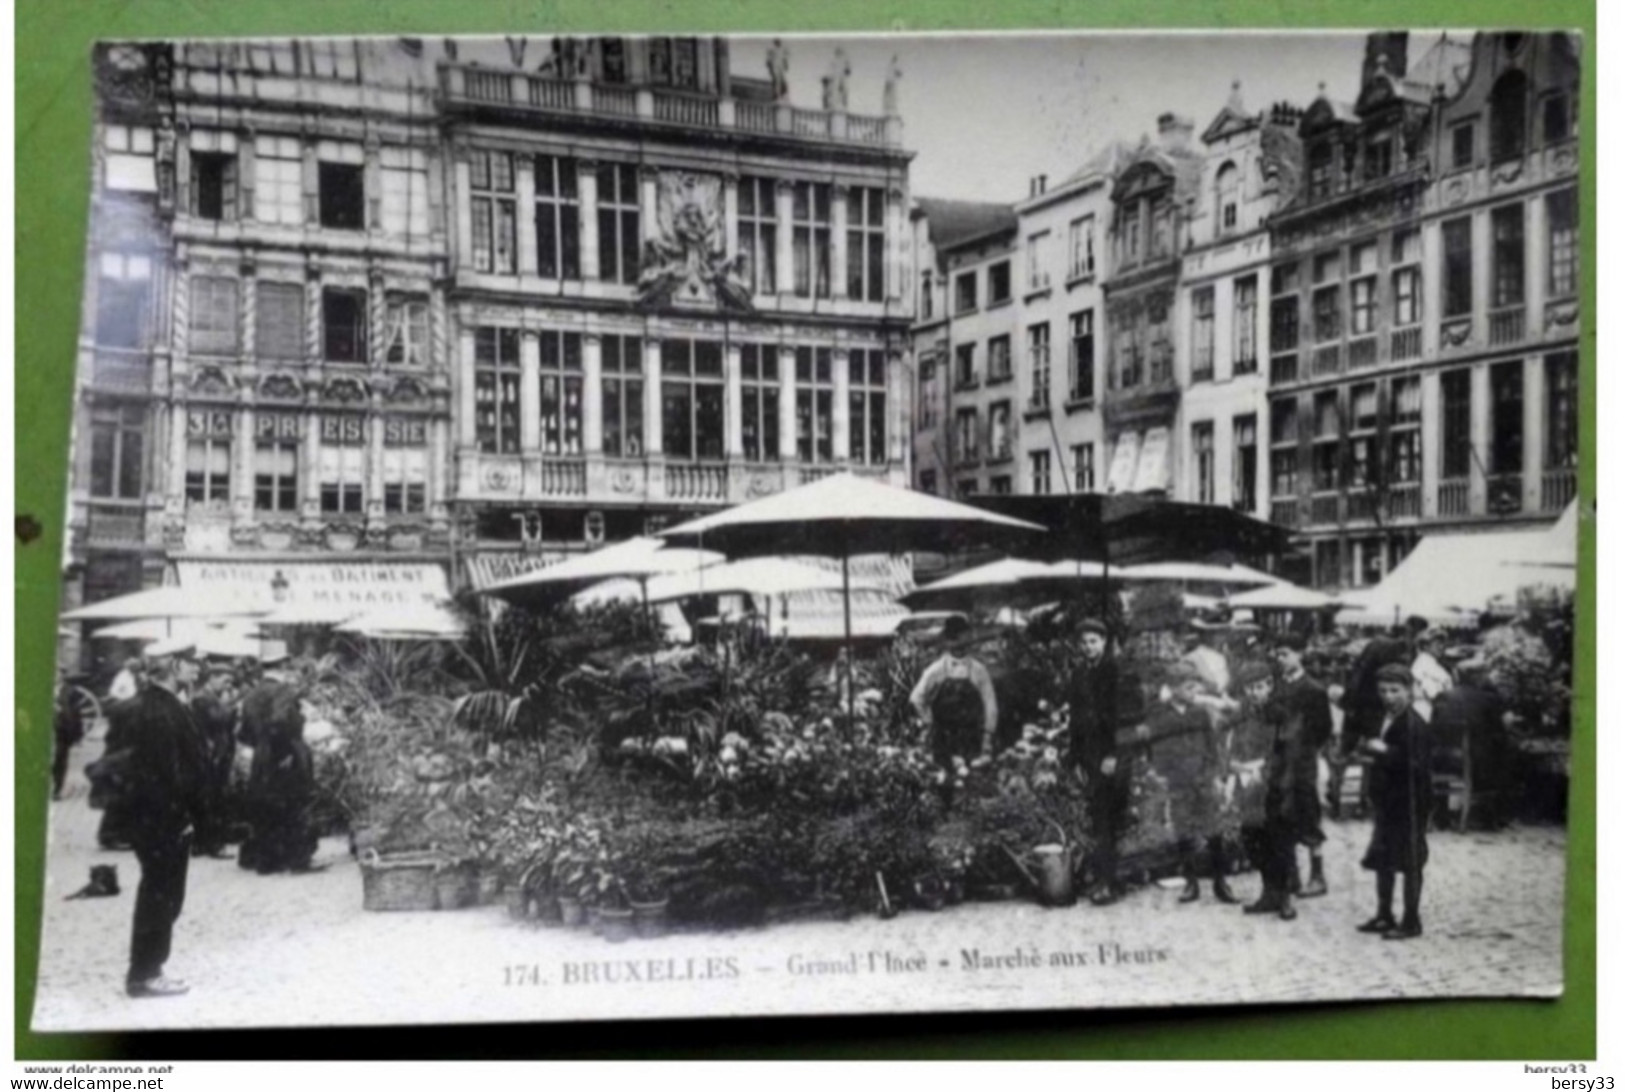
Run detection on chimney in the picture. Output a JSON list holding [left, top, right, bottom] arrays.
[[1362, 31, 1409, 85], [1029, 174, 1048, 197], [1157, 112, 1195, 153]]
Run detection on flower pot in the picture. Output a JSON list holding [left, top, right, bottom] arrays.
[[478, 871, 503, 906], [597, 906, 635, 944], [558, 896, 586, 928], [630, 898, 669, 939], [505, 888, 528, 920], [587, 905, 604, 934], [532, 892, 563, 926]]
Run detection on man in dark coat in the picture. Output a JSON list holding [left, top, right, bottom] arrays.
[[1431, 657, 1511, 829], [52, 680, 85, 800], [1270, 632, 1334, 898], [1065, 618, 1145, 906], [238, 675, 320, 874], [120, 645, 209, 998], [1144, 662, 1235, 905], [1357, 663, 1433, 940], [188, 664, 239, 858]]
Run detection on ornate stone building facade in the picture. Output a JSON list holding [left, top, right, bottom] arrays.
[[1265, 31, 1579, 588], [439, 38, 913, 578]]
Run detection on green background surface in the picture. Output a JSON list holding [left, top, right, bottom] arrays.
[[13, 0, 1596, 1062]]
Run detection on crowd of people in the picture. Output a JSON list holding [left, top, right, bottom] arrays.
[[909, 611, 1527, 941], [54, 642, 321, 1000]]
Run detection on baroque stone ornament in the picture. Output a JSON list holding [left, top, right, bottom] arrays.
[[324, 377, 369, 404], [386, 377, 429, 406], [1546, 302, 1580, 332], [610, 466, 640, 494], [1492, 160, 1524, 187], [191, 366, 235, 396], [748, 473, 778, 498], [259, 374, 302, 401], [482, 463, 520, 493], [1444, 176, 1469, 206], [637, 171, 754, 312], [1440, 319, 1473, 348]]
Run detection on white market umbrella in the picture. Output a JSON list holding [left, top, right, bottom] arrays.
[[1116, 560, 1283, 587], [259, 601, 370, 627], [62, 585, 268, 622], [1338, 526, 1571, 627], [91, 617, 263, 643], [335, 601, 467, 641], [902, 557, 1110, 610], [642, 557, 848, 604], [1502, 499, 1579, 570], [1226, 583, 1342, 612], [478, 536, 722, 611], [658, 473, 1044, 719]]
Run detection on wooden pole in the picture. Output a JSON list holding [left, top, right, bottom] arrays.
[[843, 550, 855, 726]]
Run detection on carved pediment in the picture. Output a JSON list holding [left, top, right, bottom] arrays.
[[190, 366, 235, 396], [258, 373, 303, 401], [636, 169, 754, 313], [323, 377, 370, 405], [386, 376, 430, 406]]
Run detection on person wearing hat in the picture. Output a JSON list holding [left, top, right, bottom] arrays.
[[1065, 617, 1146, 906], [1431, 657, 1511, 829], [1356, 663, 1433, 940], [119, 641, 209, 998], [189, 662, 240, 859], [1270, 632, 1334, 899], [1228, 662, 1296, 918], [1335, 624, 1414, 817], [1409, 629, 1454, 723], [1144, 660, 1235, 904]]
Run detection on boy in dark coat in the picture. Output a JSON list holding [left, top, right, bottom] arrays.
[[1270, 632, 1334, 897], [1230, 663, 1292, 917], [1145, 662, 1236, 905], [1065, 618, 1146, 906], [1357, 663, 1433, 940], [1333, 624, 1414, 817]]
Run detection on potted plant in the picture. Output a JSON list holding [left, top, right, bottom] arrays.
[[622, 834, 671, 939]]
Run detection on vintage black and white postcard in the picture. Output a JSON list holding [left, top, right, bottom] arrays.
[[36, 28, 1581, 1031]]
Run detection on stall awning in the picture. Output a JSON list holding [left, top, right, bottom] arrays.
[[173, 560, 450, 623], [1339, 525, 1574, 626]]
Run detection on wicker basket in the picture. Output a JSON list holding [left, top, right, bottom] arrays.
[[361, 851, 440, 912]]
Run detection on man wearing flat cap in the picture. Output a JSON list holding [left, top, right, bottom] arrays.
[[119, 641, 209, 997], [1356, 663, 1433, 940], [1270, 631, 1334, 899], [1144, 660, 1234, 904], [1066, 618, 1146, 906]]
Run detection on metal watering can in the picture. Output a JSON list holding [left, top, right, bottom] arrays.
[[1002, 823, 1084, 907]]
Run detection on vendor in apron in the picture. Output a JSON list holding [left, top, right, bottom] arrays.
[[909, 616, 998, 768]]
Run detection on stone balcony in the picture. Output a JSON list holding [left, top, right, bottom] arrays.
[[456, 449, 904, 509], [441, 63, 904, 151]]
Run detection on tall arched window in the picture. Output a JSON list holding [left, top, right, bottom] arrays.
[[1215, 162, 1240, 234], [1490, 69, 1530, 163]]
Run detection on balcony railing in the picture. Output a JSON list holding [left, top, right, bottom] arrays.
[[1312, 344, 1342, 377], [1270, 499, 1300, 528], [737, 101, 776, 132], [528, 77, 575, 110], [1309, 492, 1340, 525], [592, 84, 638, 116], [1542, 467, 1577, 512], [667, 461, 728, 503], [791, 107, 830, 138], [1391, 326, 1422, 363], [1438, 478, 1470, 517], [465, 68, 512, 102], [1387, 483, 1422, 520], [1347, 335, 1379, 370], [847, 114, 887, 143], [1270, 354, 1299, 385], [1489, 306, 1526, 347], [654, 90, 719, 126], [1347, 490, 1376, 523], [538, 459, 587, 497], [86, 506, 146, 547]]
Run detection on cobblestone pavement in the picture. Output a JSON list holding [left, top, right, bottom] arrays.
[[30, 738, 1565, 1032]]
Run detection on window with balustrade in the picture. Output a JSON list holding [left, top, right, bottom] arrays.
[[190, 132, 238, 221], [1029, 450, 1052, 495], [381, 147, 430, 238], [1347, 383, 1378, 491], [1233, 414, 1257, 512], [663, 339, 725, 462], [470, 150, 517, 274], [988, 335, 1012, 383], [738, 177, 778, 296], [474, 327, 521, 455], [318, 415, 367, 514], [601, 334, 645, 459], [1546, 351, 1579, 469], [535, 155, 581, 280], [1312, 284, 1341, 344], [382, 295, 429, 367], [1233, 275, 1257, 375], [795, 347, 834, 464], [318, 142, 366, 231], [1312, 391, 1341, 493], [988, 401, 1012, 461], [1192, 420, 1215, 504], [1491, 203, 1525, 308], [1027, 323, 1050, 410], [1069, 310, 1095, 402], [538, 331, 584, 456], [846, 187, 885, 302], [190, 276, 239, 356], [95, 254, 151, 350], [1072, 443, 1095, 492], [1191, 286, 1215, 381], [849, 349, 888, 465], [1547, 188, 1578, 299], [596, 163, 641, 286], [322, 287, 368, 363], [89, 405, 145, 501], [254, 135, 304, 226], [1388, 377, 1422, 486], [1490, 361, 1524, 476], [1440, 369, 1473, 480], [1442, 217, 1472, 318], [791, 182, 832, 299], [741, 344, 781, 462]]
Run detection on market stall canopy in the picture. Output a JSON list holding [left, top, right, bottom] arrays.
[[963, 493, 1291, 565], [639, 557, 850, 604], [334, 601, 467, 641], [902, 557, 1111, 611], [656, 472, 1047, 558], [1116, 561, 1283, 587], [1226, 583, 1342, 612], [478, 536, 722, 609], [62, 585, 267, 622], [1339, 526, 1573, 627], [1502, 500, 1579, 570]]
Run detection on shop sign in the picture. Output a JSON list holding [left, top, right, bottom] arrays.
[[382, 417, 429, 446], [186, 409, 234, 438]]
